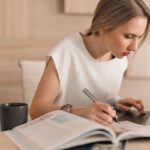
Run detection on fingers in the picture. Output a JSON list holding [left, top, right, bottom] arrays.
[[95, 109, 113, 124], [100, 103, 117, 119], [135, 99, 145, 114], [89, 101, 117, 125], [118, 98, 145, 114], [90, 113, 110, 126], [136, 99, 144, 109], [117, 103, 130, 112]]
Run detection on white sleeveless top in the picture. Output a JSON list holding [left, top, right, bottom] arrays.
[[47, 32, 128, 106]]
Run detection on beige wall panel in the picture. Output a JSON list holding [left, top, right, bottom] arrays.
[[0, 44, 51, 103], [64, 0, 99, 14], [4, 0, 32, 38], [33, 0, 92, 37], [144, 0, 150, 6], [0, 0, 5, 38], [119, 78, 150, 110], [127, 35, 150, 78]]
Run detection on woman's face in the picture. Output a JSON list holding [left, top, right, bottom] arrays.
[[100, 16, 148, 58]]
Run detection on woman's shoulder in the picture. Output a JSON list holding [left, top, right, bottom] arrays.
[[48, 32, 83, 54], [55, 32, 81, 48], [48, 32, 82, 55]]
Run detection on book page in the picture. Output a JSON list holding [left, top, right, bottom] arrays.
[[6, 110, 150, 149], [112, 121, 146, 134], [9, 110, 113, 150], [111, 121, 150, 143]]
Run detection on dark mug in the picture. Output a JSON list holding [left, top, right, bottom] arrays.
[[0, 102, 28, 131]]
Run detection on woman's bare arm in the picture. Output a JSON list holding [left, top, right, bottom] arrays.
[[29, 58, 60, 119]]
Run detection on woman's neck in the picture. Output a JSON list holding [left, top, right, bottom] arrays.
[[82, 34, 113, 61]]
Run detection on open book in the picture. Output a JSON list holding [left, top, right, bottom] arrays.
[[5, 110, 150, 150]]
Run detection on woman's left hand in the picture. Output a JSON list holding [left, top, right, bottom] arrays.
[[117, 97, 145, 114]]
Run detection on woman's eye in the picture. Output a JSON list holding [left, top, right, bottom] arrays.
[[138, 35, 143, 39], [124, 34, 133, 39]]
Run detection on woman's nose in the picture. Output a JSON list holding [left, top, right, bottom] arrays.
[[128, 39, 138, 52]]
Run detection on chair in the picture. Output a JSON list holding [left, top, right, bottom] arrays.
[[19, 60, 46, 106]]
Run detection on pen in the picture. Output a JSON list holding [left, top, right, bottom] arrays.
[[82, 88, 119, 123]]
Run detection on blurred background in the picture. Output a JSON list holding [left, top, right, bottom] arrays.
[[0, 0, 150, 109]]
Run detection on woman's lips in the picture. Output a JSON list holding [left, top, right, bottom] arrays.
[[122, 52, 130, 56]]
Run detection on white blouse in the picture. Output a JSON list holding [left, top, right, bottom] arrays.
[[47, 32, 128, 106]]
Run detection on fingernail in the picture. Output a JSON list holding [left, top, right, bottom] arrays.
[[104, 122, 109, 126], [141, 109, 145, 115], [113, 117, 118, 123], [137, 105, 141, 109]]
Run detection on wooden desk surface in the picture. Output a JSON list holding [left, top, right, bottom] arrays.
[[0, 131, 150, 150], [126, 139, 150, 150], [0, 132, 18, 150]]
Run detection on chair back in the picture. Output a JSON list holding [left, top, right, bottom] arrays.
[[19, 60, 45, 106]]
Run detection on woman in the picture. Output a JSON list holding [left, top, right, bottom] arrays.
[[29, 0, 150, 125]]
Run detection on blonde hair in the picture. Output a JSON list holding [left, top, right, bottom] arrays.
[[87, 0, 150, 43]]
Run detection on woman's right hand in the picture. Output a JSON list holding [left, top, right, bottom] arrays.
[[72, 101, 117, 126]]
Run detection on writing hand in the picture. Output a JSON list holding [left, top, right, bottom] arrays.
[[84, 101, 117, 126], [82, 88, 118, 125]]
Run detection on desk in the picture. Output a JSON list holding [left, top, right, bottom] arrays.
[[0, 132, 150, 150], [126, 139, 150, 150], [0, 132, 18, 150]]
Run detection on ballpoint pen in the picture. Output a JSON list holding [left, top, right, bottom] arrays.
[[82, 88, 119, 123]]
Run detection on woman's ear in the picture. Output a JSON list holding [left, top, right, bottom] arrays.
[[95, 28, 107, 36]]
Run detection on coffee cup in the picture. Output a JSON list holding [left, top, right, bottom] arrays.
[[0, 102, 28, 131]]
